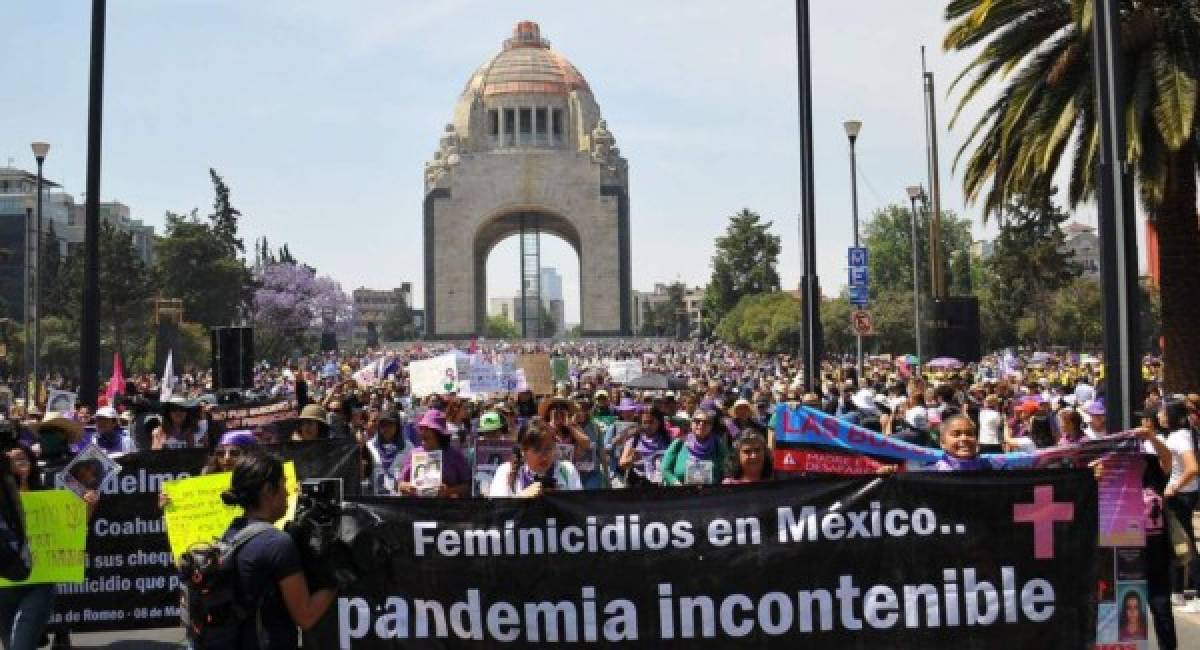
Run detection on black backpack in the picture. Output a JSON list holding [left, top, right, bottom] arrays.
[[0, 475, 31, 582], [179, 521, 274, 648]]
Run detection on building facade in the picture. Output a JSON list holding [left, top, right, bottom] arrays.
[[0, 167, 64, 323], [0, 166, 156, 324], [1062, 222, 1100, 278], [632, 283, 704, 336], [352, 284, 413, 345]]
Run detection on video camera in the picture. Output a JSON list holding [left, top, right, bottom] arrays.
[[286, 479, 389, 590]]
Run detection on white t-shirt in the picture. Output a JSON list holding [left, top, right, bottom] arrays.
[[488, 461, 582, 497], [1164, 428, 1198, 493], [977, 408, 1004, 446]]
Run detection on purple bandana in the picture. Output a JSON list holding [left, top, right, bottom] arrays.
[[517, 462, 557, 490], [633, 430, 669, 456], [933, 454, 993, 472], [684, 432, 716, 459]]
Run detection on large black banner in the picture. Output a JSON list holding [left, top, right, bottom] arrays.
[[46, 438, 362, 632], [318, 470, 1096, 649]]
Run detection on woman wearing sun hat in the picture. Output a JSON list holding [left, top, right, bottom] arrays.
[[396, 410, 470, 497], [28, 412, 79, 465], [292, 404, 330, 442], [151, 397, 207, 450]]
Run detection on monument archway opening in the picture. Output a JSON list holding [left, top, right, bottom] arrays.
[[479, 211, 580, 338]]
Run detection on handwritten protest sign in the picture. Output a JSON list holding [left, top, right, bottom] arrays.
[[161, 462, 297, 556], [606, 359, 643, 384], [517, 353, 553, 395], [466, 354, 522, 394], [409, 353, 464, 396], [0, 491, 86, 585]]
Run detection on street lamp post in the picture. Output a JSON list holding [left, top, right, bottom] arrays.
[[31, 142, 48, 405], [906, 185, 924, 365], [843, 120, 862, 387]]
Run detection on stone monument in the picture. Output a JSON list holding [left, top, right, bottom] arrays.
[[423, 21, 632, 338]]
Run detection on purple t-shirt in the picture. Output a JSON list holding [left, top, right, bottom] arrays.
[[399, 445, 471, 487]]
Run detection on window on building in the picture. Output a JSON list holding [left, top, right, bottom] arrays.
[[534, 107, 547, 144], [519, 108, 532, 143], [551, 109, 563, 144], [504, 109, 516, 146], [487, 109, 499, 141]]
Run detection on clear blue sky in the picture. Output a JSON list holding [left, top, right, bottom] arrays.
[[3, 1, 1103, 324]]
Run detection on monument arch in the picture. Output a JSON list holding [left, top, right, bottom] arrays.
[[423, 21, 632, 338]]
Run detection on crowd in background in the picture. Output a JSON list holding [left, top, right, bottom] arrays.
[[0, 340, 1195, 647]]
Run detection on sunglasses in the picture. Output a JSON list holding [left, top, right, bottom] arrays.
[[217, 447, 245, 459]]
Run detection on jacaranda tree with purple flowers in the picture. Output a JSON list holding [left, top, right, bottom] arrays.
[[252, 262, 352, 360]]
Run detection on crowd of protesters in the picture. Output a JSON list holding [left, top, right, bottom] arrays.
[[0, 340, 1195, 648]]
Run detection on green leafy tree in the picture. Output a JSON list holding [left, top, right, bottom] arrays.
[[1046, 277, 1104, 349], [539, 305, 558, 338], [208, 168, 244, 255], [39, 221, 66, 319], [485, 315, 520, 340], [381, 300, 415, 341], [863, 204, 973, 295], [703, 209, 781, 329], [156, 209, 253, 327], [945, 0, 1200, 389], [56, 222, 158, 373], [39, 316, 79, 378], [978, 192, 1080, 347], [639, 283, 686, 337], [820, 293, 854, 355], [715, 292, 801, 354]]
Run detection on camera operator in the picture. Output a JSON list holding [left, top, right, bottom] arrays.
[[488, 418, 581, 498], [220, 451, 336, 648]]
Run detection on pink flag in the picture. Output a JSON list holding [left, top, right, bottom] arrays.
[[106, 352, 126, 404]]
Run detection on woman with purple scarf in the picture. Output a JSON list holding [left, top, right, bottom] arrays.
[[618, 410, 672, 485], [660, 409, 729, 485], [931, 415, 1000, 472]]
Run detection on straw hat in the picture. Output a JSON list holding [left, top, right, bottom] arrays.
[[32, 411, 82, 437]]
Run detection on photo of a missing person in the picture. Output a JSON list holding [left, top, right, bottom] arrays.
[[60, 442, 121, 498]]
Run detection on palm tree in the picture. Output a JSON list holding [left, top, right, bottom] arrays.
[[944, 0, 1200, 390]]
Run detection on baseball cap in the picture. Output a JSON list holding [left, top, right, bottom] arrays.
[[478, 411, 505, 433]]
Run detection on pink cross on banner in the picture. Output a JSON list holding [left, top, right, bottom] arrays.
[[1013, 484, 1075, 560]]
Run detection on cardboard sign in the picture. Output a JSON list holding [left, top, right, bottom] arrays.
[[409, 353, 461, 397], [0, 490, 87, 586], [517, 353, 554, 395], [606, 359, 643, 384], [161, 462, 298, 557]]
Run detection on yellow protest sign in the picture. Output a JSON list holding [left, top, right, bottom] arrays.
[[162, 462, 297, 557], [0, 490, 87, 586]]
